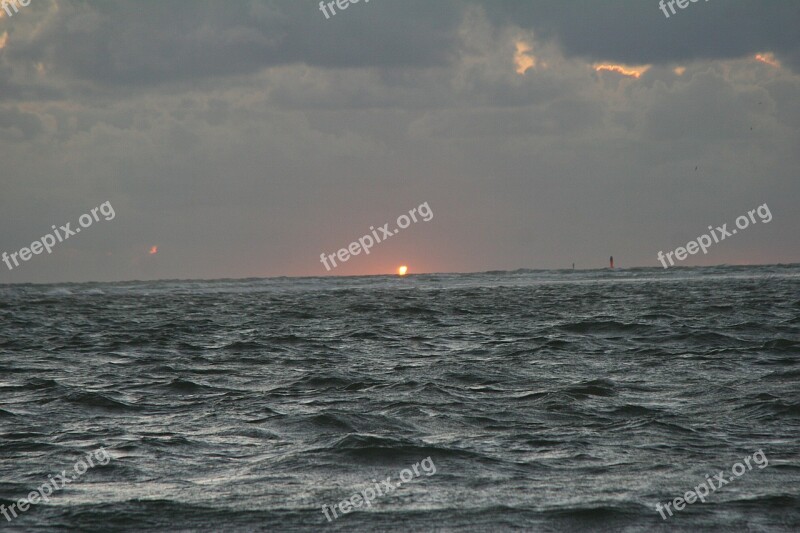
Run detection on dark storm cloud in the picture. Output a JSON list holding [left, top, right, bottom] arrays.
[[6, 0, 461, 87], [3, 0, 798, 93], [485, 0, 800, 70], [0, 1, 793, 102]]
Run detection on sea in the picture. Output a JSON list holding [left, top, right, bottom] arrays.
[[1, 265, 799, 532]]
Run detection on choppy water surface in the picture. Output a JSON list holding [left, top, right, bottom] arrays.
[[1, 265, 799, 532]]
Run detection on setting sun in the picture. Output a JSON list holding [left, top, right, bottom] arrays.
[[398, 265, 408, 276]]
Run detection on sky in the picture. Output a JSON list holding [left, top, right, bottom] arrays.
[[1, 0, 798, 283]]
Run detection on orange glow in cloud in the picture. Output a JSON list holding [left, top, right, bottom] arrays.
[[673, 66, 686, 76], [149, 245, 159, 255], [0, 32, 7, 50], [594, 63, 650, 78], [514, 41, 536, 75], [755, 53, 780, 68]]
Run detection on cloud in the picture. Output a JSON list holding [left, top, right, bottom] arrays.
[[483, 0, 800, 71], [0, 0, 462, 89], [2, 0, 797, 96]]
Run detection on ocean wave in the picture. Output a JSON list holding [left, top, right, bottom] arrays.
[[64, 391, 139, 411]]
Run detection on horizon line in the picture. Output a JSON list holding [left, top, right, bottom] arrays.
[[2, 261, 798, 287]]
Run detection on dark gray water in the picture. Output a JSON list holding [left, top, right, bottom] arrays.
[[1, 265, 799, 532]]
